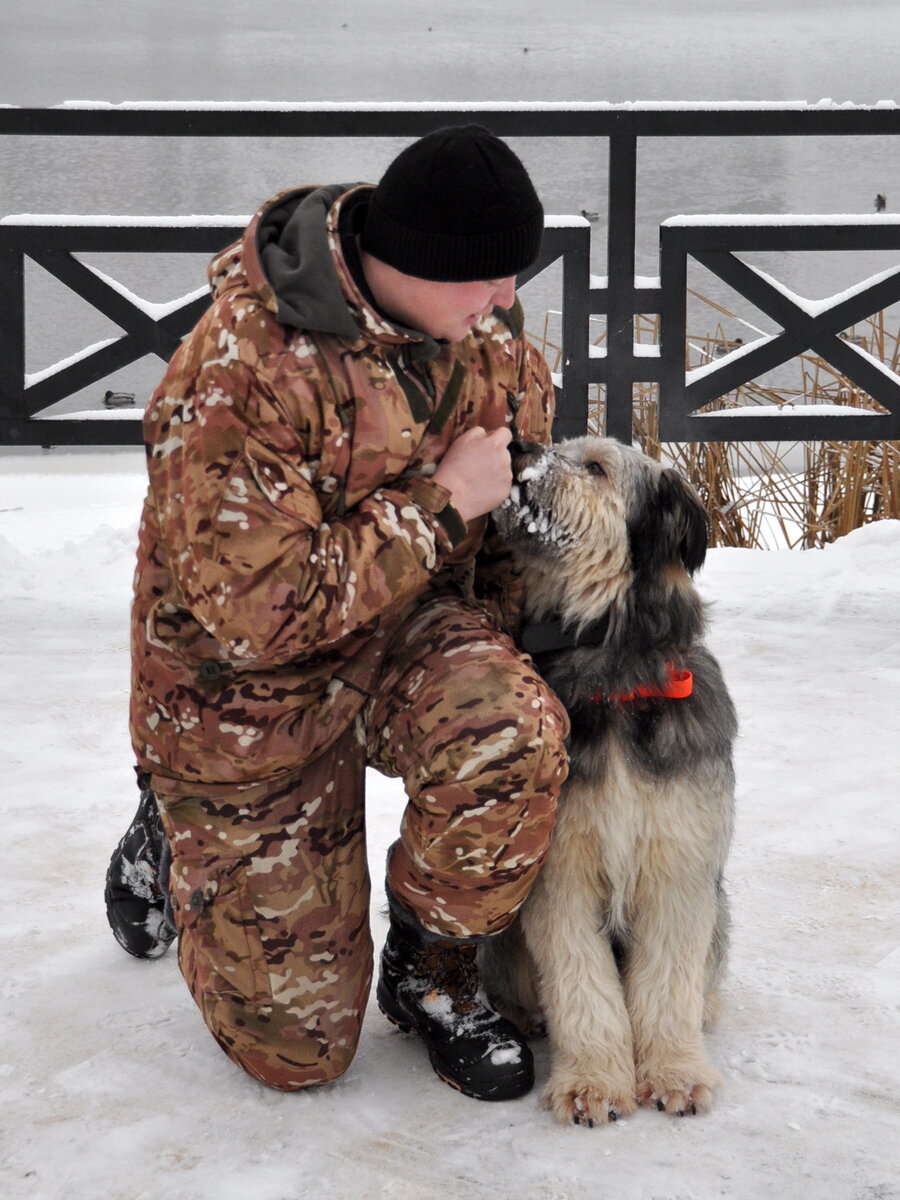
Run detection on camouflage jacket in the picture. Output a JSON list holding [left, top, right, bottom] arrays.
[[131, 184, 556, 796]]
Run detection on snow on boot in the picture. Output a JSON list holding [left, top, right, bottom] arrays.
[[104, 771, 176, 959], [376, 900, 534, 1102]]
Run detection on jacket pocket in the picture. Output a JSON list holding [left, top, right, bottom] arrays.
[[170, 856, 271, 1006]]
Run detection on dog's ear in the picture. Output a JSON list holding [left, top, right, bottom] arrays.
[[629, 468, 709, 576], [664, 469, 709, 574]]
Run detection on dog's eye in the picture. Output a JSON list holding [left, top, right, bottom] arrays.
[[585, 461, 606, 477]]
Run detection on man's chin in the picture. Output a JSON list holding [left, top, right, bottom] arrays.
[[445, 318, 479, 342], [423, 316, 479, 343]]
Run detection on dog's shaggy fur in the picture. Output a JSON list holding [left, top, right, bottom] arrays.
[[479, 436, 737, 1126]]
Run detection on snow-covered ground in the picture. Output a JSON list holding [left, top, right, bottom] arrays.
[[1, 446, 898, 1200]]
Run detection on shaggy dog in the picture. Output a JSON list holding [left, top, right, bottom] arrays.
[[479, 436, 737, 1126]]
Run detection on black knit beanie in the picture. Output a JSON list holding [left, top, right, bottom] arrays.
[[360, 125, 544, 282]]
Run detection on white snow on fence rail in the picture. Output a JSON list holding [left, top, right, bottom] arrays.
[[79, 266, 211, 321], [734, 261, 900, 323], [686, 334, 778, 382], [9, 98, 894, 112], [664, 213, 900, 226], [694, 403, 880, 418], [0, 214, 249, 227], [37, 408, 145, 421], [24, 339, 120, 387]]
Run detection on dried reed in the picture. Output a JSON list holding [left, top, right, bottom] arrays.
[[531, 298, 900, 550]]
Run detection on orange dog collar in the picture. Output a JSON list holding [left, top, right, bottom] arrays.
[[592, 664, 693, 704]]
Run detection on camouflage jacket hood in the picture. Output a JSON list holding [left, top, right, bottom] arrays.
[[253, 183, 364, 342], [131, 185, 556, 797], [218, 182, 447, 360]]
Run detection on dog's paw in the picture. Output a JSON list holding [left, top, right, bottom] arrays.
[[637, 1081, 713, 1116], [542, 1079, 638, 1127], [636, 1071, 720, 1117]]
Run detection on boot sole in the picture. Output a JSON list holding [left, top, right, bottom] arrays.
[[378, 998, 413, 1035]]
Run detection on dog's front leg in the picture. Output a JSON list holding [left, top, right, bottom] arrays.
[[624, 871, 722, 1116], [522, 826, 637, 1125]]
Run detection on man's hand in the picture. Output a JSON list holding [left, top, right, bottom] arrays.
[[433, 426, 513, 524]]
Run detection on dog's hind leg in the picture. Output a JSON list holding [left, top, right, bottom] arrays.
[[702, 876, 731, 1029], [477, 917, 546, 1036]]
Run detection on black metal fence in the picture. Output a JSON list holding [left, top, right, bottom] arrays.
[[2, 103, 900, 446]]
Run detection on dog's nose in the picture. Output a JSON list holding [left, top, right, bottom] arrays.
[[509, 440, 544, 475]]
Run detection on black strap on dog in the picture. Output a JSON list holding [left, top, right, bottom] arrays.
[[519, 614, 610, 656], [506, 390, 522, 440]]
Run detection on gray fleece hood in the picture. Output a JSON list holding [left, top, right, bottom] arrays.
[[254, 183, 365, 342]]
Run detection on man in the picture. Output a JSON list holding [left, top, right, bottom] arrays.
[[105, 125, 569, 1102]]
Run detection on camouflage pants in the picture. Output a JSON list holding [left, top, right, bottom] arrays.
[[156, 597, 569, 1090]]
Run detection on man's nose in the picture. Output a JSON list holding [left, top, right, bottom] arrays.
[[491, 277, 517, 309]]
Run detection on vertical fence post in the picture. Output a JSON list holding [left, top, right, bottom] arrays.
[[658, 222, 688, 437], [554, 224, 592, 440], [605, 135, 638, 443], [0, 245, 26, 441]]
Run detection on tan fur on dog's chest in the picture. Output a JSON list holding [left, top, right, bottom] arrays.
[[549, 742, 730, 939]]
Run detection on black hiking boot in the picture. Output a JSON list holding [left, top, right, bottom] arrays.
[[104, 771, 176, 959], [376, 897, 534, 1102]]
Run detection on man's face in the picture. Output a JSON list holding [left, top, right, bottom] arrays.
[[393, 276, 518, 342], [361, 256, 517, 343]]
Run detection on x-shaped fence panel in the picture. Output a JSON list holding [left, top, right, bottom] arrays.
[[658, 216, 900, 442], [0, 218, 244, 445], [0, 216, 591, 446]]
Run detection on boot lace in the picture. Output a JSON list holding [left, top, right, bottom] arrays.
[[415, 942, 481, 1015]]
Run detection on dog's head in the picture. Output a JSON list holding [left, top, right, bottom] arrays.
[[493, 436, 709, 629]]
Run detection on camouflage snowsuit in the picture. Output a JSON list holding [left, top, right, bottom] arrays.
[[131, 183, 569, 1089]]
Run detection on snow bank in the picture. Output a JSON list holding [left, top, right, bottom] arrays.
[[0, 450, 897, 1200]]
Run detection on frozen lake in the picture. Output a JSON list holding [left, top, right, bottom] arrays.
[[1, 0, 900, 410]]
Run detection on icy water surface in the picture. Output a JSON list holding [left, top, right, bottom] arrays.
[[1, 0, 899, 408]]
